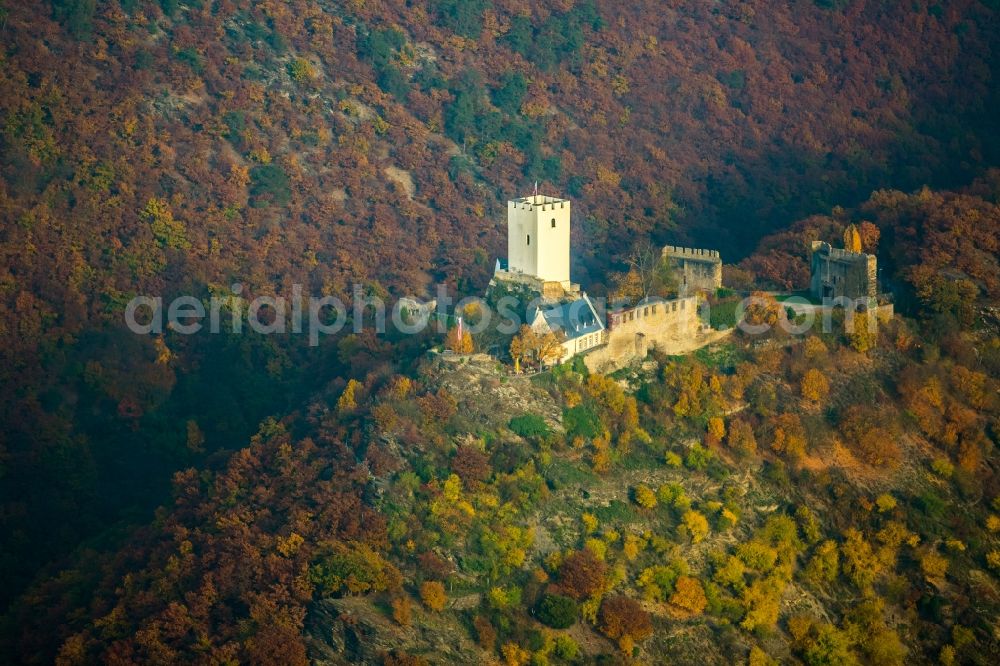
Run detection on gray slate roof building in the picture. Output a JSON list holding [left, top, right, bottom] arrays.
[[531, 293, 604, 341]]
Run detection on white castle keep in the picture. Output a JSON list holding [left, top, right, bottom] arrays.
[[507, 194, 572, 288]]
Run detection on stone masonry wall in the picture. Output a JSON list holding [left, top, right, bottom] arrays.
[[810, 243, 877, 300], [662, 246, 723, 294], [583, 296, 702, 373]]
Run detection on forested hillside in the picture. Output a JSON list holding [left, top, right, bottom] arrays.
[[4, 178, 999, 664], [2, 0, 1000, 663]]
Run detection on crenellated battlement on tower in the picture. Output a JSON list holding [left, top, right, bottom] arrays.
[[509, 195, 569, 212], [662, 245, 723, 295], [809, 240, 877, 300], [810, 241, 873, 263], [662, 245, 722, 261]]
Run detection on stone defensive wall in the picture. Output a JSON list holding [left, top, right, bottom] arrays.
[[583, 296, 705, 373], [491, 270, 579, 301], [662, 246, 723, 293]]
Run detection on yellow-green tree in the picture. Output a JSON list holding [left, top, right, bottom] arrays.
[[803, 540, 839, 587], [849, 313, 875, 353], [288, 58, 317, 82], [919, 550, 949, 581], [681, 510, 710, 543], [337, 379, 361, 413], [840, 529, 881, 590], [633, 484, 658, 509], [143, 198, 190, 249]]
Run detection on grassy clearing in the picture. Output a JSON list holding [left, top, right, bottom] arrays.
[[774, 290, 822, 305], [693, 342, 744, 373]]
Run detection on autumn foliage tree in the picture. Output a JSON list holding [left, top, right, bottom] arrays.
[[838, 404, 901, 467], [451, 445, 491, 487], [598, 595, 653, 645], [419, 581, 447, 611], [858, 221, 881, 253], [509, 325, 564, 372], [391, 596, 413, 626], [848, 313, 877, 353], [843, 224, 862, 253], [633, 484, 658, 509], [668, 576, 708, 618], [558, 548, 608, 600], [742, 292, 783, 331], [769, 413, 807, 460], [800, 369, 830, 404], [727, 419, 758, 457], [309, 542, 403, 596], [338, 379, 362, 413], [681, 510, 710, 544], [610, 240, 677, 304], [707, 417, 726, 445], [445, 326, 473, 354]]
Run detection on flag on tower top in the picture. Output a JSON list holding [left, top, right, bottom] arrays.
[[534, 180, 538, 196]]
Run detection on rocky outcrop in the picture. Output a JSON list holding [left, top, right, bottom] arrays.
[[305, 597, 488, 665]]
